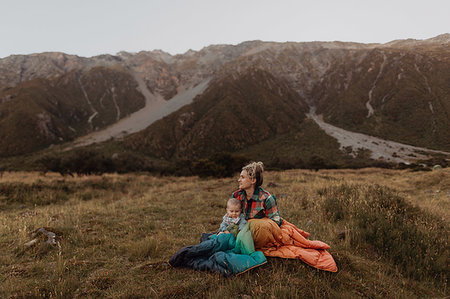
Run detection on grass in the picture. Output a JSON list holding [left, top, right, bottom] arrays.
[[0, 168, 448, 298]]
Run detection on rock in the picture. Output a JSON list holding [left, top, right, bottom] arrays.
[[24, 239, 38, 247], [267, 182, 280, 188], [24, 227, 58, 248], [433, 165, 442, 170]]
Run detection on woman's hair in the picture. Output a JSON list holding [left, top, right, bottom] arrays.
[[242, 161, 264, 188]]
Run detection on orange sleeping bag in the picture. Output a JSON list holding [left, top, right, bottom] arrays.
[[248, 218, 338, 272]]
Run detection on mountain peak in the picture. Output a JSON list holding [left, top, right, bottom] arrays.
[[425, 33, 450, 43], [383, 33, 450, 47]]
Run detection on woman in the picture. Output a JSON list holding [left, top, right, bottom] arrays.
[[170, 161, 337, 274], [229, 162, 338, 273], [231, 161, 282, 226]]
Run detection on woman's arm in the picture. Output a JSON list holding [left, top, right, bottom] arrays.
[[264, 194, 282, 226]]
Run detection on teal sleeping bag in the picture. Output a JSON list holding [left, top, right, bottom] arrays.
[[169, 223, 266, 277]]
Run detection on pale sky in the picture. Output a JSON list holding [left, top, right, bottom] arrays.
[[1, 0, 449, 58]]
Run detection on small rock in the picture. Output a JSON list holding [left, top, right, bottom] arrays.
[[24, 239, 38, 247], [35, 228, 57, 245], [24, 227, 58, 248], [433, 165, 442, 170], [267, 182, 280, 188]]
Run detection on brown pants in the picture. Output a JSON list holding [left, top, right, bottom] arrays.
[[248, 218, 282, 249]]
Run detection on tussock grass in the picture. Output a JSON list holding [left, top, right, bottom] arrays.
[[0, 169, 448, 298], [320, 184, 448, 283]]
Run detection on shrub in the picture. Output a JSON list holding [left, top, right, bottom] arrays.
[[191, 159, 226, 178], [0, 177, 132, 209], [320, 184, 448, 284], [0, 182, 72, 207], [188, 153, 250, 178], [111, 152, 154, 173], [38, 150, 115, 176]]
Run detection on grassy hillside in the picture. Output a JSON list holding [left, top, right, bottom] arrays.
[[0, 168, 448, 298]]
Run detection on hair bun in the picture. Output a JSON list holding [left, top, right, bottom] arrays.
[[242, 161, 264, 187], [255, 161, 264, 172]]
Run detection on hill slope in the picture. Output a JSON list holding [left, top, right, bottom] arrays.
[[0, 66, 145, 156], [125, 68, 309, 159], [313, 45, 450, 151]]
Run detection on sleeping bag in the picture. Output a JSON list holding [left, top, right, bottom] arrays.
[[169, 223, 267, 277], [249, 218, 338, 272]]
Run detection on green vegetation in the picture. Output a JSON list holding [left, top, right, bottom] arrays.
[[0, 168, 448, 297]]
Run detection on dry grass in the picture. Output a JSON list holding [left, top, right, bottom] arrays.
[[0, 168, 448, 298]]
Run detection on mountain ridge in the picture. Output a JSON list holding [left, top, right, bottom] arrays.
[[0, 34, 449, 167]]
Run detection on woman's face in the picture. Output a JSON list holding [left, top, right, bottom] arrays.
[[238, 170, 255, 190]]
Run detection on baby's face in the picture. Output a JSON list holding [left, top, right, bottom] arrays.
[[226, 204, 241, 219]]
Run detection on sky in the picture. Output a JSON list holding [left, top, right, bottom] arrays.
[[1, 0, 449, 58]]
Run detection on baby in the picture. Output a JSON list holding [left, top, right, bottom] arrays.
[[218, 198, 247, 237]]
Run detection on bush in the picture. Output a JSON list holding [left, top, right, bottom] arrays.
[[111, 152, 154, 173], [38, 149, 149, 176], [187, 153, 250, 178], [191, 159, 224, 178], [0, 182, 71, 207], [419, 156, 448, 168], [320, 184, 448, 284]]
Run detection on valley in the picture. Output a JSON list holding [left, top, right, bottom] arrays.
[[307, 107, 450, 163]]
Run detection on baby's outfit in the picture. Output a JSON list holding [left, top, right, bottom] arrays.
[[218, 213, 247, 237]]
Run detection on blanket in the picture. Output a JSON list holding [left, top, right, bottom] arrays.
[[169, 218, 338, 276], [249, 218, 338, 272], [169, 223, 267, 277]]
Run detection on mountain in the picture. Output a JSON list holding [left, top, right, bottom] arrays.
[[0, 66, 145, 156], [0, 34, 449, 167], [124, 67, 309, 159], [313, 42, 450, 150], [0, 52, 122, 88]]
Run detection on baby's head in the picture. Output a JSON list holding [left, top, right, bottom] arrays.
[[226, 198, 242, 219]]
